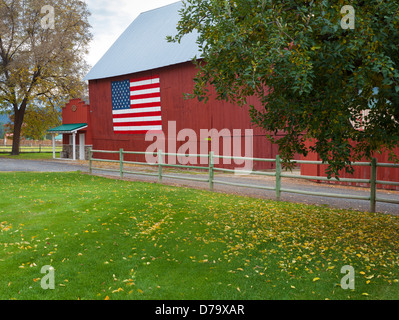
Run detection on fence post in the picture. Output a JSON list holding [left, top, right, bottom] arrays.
[[120, 148, 124, 179], [89, 147, 92, 175], [370, 158, 377, 213], [209, 151, 214, 191], [158, 149, 163, 183], [275, 155, 282, 201]]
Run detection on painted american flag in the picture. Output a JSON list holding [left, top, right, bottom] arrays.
[[111, 75, 162, 134]]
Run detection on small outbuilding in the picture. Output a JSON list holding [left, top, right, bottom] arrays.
[[48, 99, 92, 160]]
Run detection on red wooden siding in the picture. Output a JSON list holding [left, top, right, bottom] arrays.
[[62, 99, 92, 146], [301, 140, 399, 191], [87, 61, 298, 169]]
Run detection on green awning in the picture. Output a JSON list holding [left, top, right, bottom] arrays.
[[48, 123, 88, 134]]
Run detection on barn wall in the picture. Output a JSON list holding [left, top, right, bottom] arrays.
[[88, 61, 297, 170], [301, 140, 399, 191], [62, 99, 93, 146]]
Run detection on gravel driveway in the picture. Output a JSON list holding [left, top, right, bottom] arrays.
[[0, 158, 87, 172], [1, 158, 398, 215]]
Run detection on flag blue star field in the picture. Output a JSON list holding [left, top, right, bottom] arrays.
[[111, 75, 162, 134]]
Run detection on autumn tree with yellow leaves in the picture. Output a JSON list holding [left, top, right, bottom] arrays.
[[0, 0, 92, 155]]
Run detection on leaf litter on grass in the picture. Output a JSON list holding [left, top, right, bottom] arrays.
[[0, 172, 398, 300]]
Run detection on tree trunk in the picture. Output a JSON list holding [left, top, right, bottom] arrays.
[[11, 102, 27, 156]]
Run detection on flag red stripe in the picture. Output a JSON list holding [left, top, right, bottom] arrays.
[[113, 111, 162, 119], [131, 92, 160, 100], [130, 83, 160, 92], [130, 102, 161, 109], [114, 121, 163, 127], [115, 130, 163, 135]]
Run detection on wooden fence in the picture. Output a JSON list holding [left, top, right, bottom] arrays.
[[88, 148, 399, 213]]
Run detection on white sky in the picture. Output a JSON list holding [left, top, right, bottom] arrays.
[[84, 0, 179, 68]]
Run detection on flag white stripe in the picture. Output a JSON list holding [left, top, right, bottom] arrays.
[[131, 97, 160, 104], [131, 88, 160, 96], [112, 107, 161, 115], [130, 78, 160, 88], [113, 116, 162, 123], [114, 125, 162, 131]]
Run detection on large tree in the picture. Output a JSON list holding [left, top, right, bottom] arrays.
[[169, 0, 399, 177], [0, 0, 92, 155]]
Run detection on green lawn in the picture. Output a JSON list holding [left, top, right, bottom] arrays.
[[0, 172, 398, 300], [0, 152, 60, 160]]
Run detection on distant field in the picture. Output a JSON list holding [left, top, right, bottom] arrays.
[[0, 146, 62, 160], [0, 172, 398, 300]]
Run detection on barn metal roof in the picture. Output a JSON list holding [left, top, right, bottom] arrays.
[[84, 1, 201, 81]]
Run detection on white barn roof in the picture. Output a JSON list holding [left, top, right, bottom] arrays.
[[84, 1, 200, 81]]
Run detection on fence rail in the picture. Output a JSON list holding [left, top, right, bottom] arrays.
[[89, 148, 399, 213]]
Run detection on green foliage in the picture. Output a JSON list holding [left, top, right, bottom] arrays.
[[169, 0, 399, 177], [22, 100, 62, 140]]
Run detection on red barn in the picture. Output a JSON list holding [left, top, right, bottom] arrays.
[[74, 1, 292, 169]]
